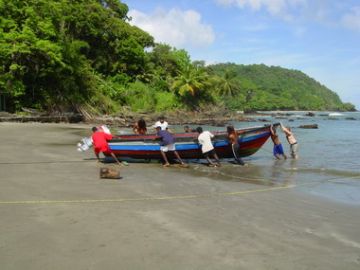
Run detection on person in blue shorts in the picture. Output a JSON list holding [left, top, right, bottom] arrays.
[[270, 124, 287, 160]]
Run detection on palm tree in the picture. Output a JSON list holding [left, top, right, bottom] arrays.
[[216, 70, 240, 97], [171, 65, 209, 97]]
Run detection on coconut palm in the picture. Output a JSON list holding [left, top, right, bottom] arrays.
[[216, 70, 240, 97], [171, 65, 209, 97]]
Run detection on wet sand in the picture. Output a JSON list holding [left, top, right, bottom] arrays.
[[0, 123, 359, 270]]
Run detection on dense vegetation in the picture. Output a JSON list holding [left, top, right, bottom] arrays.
[[208, 64, 355, 111], [0, 0, 355, 114]]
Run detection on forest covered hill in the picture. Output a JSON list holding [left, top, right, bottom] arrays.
[[0, 0, 355, 115], [208, 64, 355, 111]]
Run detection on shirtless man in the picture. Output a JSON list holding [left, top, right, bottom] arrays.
[[226, 125, 245, 165], [281, 123, 298, 159], [270, 124, 287, 160]]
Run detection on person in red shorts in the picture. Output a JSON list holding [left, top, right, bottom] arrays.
[[91, 127, 121, 165]]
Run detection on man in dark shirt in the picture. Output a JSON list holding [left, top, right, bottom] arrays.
[[155, 126, 185, 167]]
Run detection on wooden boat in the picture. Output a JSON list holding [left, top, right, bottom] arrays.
[[107, 124, 275, 160]]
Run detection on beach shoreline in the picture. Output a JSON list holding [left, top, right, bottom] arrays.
[[0, 122, 359, 270]]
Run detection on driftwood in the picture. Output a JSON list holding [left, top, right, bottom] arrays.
[[22, 107, 42, 115]]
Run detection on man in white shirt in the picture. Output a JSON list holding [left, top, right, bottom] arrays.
[[196, 127, 221, 167], [154, 116, 168, 130]]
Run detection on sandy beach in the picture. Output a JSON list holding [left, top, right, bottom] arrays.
[[0, 122, 359, 270]]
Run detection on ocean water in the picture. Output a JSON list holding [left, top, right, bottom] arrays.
[[229, 111, 360, 205], [119, 112, 360, 205]]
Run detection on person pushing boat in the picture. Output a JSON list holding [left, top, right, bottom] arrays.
[[226, 125, 245, 165], [154, 116, 168, 130], [196, 127, 221, 167], [91, 127, 122, 165], [133, 119, 147, 135], [270, 124, 287, 160], [155, 126, 185, 167], [281, 123, 298, 159]]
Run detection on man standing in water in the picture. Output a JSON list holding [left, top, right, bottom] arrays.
[[281, 123, 298, 159], [270, 124, 287, 160], [91, 127, 122, 165]]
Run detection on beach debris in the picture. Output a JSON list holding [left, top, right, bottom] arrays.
[[100, 167, 121, 179], [77, 137, 93, 152]]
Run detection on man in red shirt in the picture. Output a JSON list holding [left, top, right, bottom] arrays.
[[91, 127, 121, 165]]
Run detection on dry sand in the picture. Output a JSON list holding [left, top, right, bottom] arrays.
[[0, 122, 359, 270]]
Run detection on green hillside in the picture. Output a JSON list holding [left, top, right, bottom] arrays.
[[0, 0, 355, 114], [208, 63, 355, 111]]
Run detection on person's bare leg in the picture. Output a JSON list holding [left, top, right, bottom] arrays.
[[206, 157, 216, 166], [174, 151, 185, 164], [213, 153, 221, 166], [95, 153, 101, 163], [160, 151, 170, 166], [110, 152, 122, 165]]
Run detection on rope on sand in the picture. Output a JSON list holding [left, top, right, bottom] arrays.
[[0, 175, 358, 206]]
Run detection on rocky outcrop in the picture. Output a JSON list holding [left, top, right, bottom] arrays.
[[298, 124, 318, 129]]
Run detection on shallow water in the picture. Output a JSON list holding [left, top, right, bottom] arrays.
[[118, 112, 360, 205], [229, 112, 360, 205]]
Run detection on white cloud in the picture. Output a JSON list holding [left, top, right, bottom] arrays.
[[215, 0, 307, 20], [128, 8, 215, 48], [342, 6, 360, 32]]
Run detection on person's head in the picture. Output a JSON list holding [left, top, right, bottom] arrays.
[[196, 126, 203, 133], [271, 125, 277, 134], [184, 125, 190, 132], [92, 127, 97, 133], [155, 126, 161, 132], [138, 119, 146, 129], [227, 125, 235, 134], [287, 126, 291, 131], [158, 116, 165, 123]]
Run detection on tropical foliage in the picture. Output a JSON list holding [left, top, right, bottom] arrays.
[[0, 0, 355, 114]]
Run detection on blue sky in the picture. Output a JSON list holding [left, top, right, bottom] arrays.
[[126, 0, 360, 109]]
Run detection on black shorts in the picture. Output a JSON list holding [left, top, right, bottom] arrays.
[[203, 149, 216, 158]]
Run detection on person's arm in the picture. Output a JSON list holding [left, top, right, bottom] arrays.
[[105, 133, 113, 141], [270, 124, 275, 135], [133, 124, 138, 134], [280, 123, 291, 136], [153, 131, 161, 141]]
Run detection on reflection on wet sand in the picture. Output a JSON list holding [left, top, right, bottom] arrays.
[[185, 160, 299, 187]]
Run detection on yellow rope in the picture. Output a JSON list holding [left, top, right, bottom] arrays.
[[2, 175, 358, 206]]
